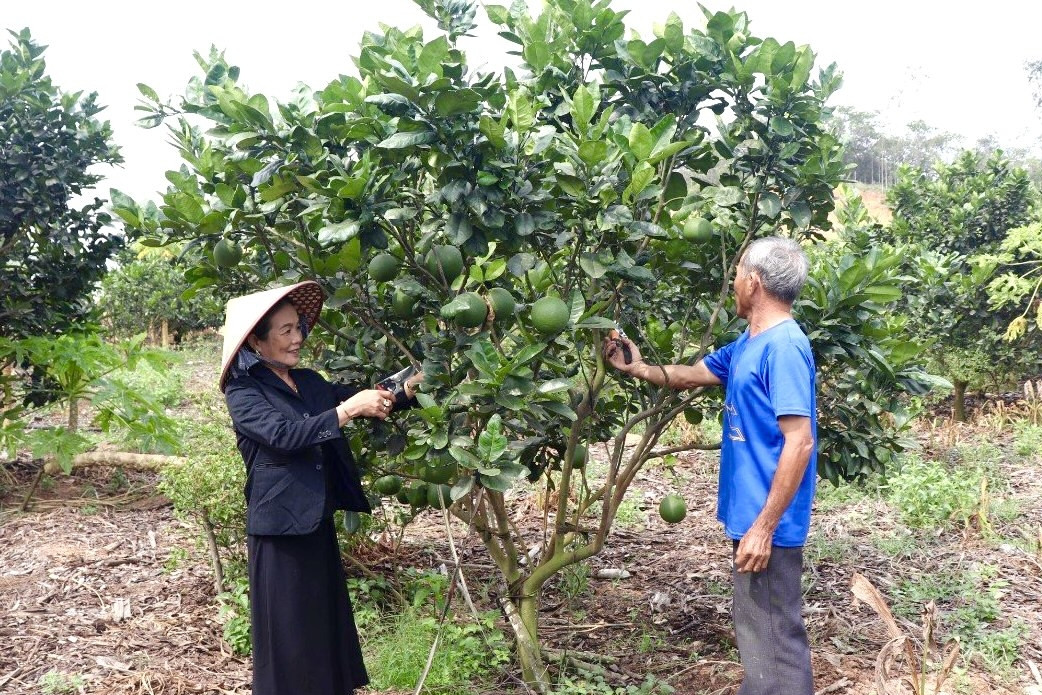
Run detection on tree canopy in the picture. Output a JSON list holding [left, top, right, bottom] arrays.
[[0, 28, 123, 339]]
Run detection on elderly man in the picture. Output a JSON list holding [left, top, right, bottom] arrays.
[[605, 236, 817, 695]]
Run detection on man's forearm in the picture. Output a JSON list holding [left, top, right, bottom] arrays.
[[628, 360, 721, 390], [748, 419, 814, 535]]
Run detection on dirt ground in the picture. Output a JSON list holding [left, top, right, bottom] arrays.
[[3, 357, 1042, 694]]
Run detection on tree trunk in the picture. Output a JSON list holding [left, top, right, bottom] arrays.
[[953, 380, 968, 422], [161, 319, 170, 348], [43, 451, 186, 475], [67, 398, 79, 432], [501, 595, 548, 692]]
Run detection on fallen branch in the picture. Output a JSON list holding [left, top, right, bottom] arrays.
[[43, 451, 186, 475]]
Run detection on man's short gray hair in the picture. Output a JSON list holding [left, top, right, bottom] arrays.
[[740, 237, 809, 304]]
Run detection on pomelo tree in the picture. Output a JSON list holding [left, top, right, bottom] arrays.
[[119, 1, 926, 686], [887, 151, 1039, 420]]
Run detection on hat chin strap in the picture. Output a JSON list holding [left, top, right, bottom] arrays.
[[255, 352, 293, 371]]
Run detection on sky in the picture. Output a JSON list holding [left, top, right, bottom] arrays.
[[4, 1, 1041, 203]]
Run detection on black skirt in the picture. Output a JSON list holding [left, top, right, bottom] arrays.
[[247, 518, 369, 694]]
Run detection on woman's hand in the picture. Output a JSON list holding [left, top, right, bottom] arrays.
[[336, 389, 394, 425], [403, 371, 424, 400]]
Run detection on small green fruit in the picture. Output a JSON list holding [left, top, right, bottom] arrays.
[[421, 461, 456, 485], [682, 217, 713, 242], [487, 287, 516, 323], [213, 238, 243, 267], [427, 483, 453, 510], [373, 475, 403, 496], [391, 290, 420, 318], [529, 296, 570, 335], [454, 292, 488, 328], [572, 443, 588, 469], [659, 494, 687, 524], [368, 253, 401, 282], [407, 482, 429, 508], [425, 244, 464, 282]]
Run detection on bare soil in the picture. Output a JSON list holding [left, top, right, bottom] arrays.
[[3, 353, 1042, 695]]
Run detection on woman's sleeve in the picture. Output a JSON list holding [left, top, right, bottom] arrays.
[[331, 381, 361, 402], [225, 379, 343, 454]]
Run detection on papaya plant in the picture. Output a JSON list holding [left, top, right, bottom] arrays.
[[117, 1, 928, 687]]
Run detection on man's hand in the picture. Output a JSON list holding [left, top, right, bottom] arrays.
[[735, 526, 773, 574], [603, 331, 642, 374]]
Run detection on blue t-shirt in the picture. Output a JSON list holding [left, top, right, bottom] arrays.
[[702, 319, 817, 547]]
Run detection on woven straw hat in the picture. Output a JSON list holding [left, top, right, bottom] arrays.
[[218, 281, 325, 391]]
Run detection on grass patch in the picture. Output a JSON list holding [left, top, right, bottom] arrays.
[[364, 609, 510, 693], [892, 563, 1025, 676]]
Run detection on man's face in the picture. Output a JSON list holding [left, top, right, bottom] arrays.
[[733, 259, 755, 319]]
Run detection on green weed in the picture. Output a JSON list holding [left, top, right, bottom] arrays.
[[217, 572, 251, 656], [892, 564, 1024, 676], [614, 497, 646, 528], [1012, 422, 1042, 458], [364, 608, 510, 693], [885, 454, 983, 529], [39, 671, 85, 694]]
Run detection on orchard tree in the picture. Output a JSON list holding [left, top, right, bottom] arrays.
[[121, 1, 926, 686], [0, 29, 123, 339], [976, 221, 1042, 339], [98, 241, 227, 344], [888, 150, 1039, 420]]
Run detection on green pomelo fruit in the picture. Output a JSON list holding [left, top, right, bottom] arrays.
[[659, 494, 687, 524], [425, 245, 464, 281], [407, 482, 429, 508], [421, 461, 456, 485], [427, 483, 453, 510], [572, 443, 588, 469], [454, 292, 488, 328], [529, 296, 570, 335], [373, 474, 403, 496], [487, 287, 516, 322], [368, 252, 401, 282], [213, 238, 243, 267], [682, 217, 713, 242], [391, 290, 420, 318]]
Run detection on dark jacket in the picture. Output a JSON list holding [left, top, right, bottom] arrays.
[[224, 366, 371, 536]]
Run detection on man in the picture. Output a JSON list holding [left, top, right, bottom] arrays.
[[604, 236, 817, 695]]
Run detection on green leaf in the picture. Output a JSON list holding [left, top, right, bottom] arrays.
[[578, 140, 609, 167], [435, 88, 482, 116], [757, 192, 782, 218], [714, 186, 743, 207], [523, 41, 551, 71], [628, 123, 653, 161], [579, 254, 607, 279], [863, 284, 903, 304], [572, 85, 595, 131], [623, 162, 655, 203], [377, 130, 437, 149], [790, 201, 812, 228], [477, 414, 509, 463], [556, 173, 586, 198], [507, 90, 535, 132], [317, 220, 360, 246]]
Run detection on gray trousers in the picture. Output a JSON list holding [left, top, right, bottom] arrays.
[[732, 542, 813, 695]]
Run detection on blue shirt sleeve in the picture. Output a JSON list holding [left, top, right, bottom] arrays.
[[765, 340, 814, 418], [702, 340, 737, 385]]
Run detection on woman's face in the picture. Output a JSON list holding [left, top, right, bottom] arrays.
[[249, 303, 303, 367]]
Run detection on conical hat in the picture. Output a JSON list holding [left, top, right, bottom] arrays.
[[218, 281, 325, 392]]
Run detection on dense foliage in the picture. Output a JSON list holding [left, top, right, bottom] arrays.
[[98, 245, 226, 342], [0, 29, 123, 340], [115, 0, 933, 684], [885, 151, 1040, 417]]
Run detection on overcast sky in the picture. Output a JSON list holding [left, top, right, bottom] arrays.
[[5, 1, 1041, 203]]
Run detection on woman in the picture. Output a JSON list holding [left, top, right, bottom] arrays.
[[219, 280, 419, 695]]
